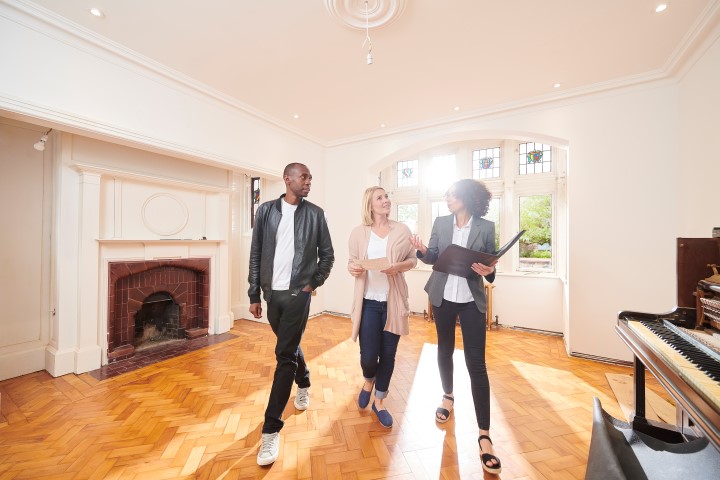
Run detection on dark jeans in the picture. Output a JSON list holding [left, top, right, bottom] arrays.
[[433, 299, 490, 430], [358, 299, 400, 398], [262, 289, 312, 434]]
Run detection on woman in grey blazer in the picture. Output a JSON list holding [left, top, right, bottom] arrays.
[[409, 178, 501, 475]]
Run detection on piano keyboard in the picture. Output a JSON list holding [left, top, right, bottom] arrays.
[[627, 320, 720, 412]]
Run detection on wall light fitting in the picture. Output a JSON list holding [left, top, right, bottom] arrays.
[[33, 128, 52, 151]]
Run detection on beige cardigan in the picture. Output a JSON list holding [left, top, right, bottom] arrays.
[[348, 221, 417, 341]]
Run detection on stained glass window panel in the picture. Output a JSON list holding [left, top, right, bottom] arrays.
[[519, 142, 552, 175], [397, 160, 418, 187], [473, 147, 501, 179]]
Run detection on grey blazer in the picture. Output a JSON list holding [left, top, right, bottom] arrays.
[[418, 214, 496, 313]]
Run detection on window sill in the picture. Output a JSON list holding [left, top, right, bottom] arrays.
[[409, 265, 560, 280]]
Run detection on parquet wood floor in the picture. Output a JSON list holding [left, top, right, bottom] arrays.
[[0, 315, 667, 479]]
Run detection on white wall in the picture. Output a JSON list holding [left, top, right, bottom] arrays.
[[0, 118, 51, 380], [678, 33, 720, 237]]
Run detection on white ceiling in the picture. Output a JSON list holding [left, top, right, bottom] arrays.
[[28, 0, 720, 145]]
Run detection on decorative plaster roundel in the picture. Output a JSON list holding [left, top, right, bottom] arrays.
[[142, 193, 189, 236], [325, 0, 406, 30]]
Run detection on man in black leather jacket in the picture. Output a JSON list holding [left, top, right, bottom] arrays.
[[249, 162, 334, 466]]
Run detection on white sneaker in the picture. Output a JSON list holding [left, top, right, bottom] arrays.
[[256, 432, 280, 466], [294, 387, 310, 410]]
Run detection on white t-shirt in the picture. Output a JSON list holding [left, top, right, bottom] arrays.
[[443, 215, 474, 303], [364, 231, 389, 301], [271, 200, 297, 290]]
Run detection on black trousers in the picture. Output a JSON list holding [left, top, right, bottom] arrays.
[[262, 289, 312, 434], [433, 299, 491, 430]]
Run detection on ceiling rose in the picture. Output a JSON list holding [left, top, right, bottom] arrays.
[[325, 0, 406, 30]]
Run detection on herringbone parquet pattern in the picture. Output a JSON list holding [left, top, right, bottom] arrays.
[[0, 315, 657, 479]]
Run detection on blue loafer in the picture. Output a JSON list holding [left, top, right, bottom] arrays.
[[358, 387, 372, 409], [372, 403, 393, 428]]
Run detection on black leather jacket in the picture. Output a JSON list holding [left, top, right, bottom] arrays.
[[248, 195, 334, 304]]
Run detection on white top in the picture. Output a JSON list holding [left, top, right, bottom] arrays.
[[271, 200, 297, 290], [364, 231, 389, 301], [443, 215, 474, 303]]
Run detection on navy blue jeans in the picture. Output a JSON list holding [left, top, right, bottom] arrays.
[[433, 300, 490, 430], [262, 289, 312, 434], [358, 299, 400, 399]]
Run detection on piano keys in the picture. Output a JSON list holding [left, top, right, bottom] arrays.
[[617, 314, 720, 449], [628, 320, 720, 395]]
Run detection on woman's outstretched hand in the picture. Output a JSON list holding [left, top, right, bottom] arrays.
[[409, 234, 427, 255]]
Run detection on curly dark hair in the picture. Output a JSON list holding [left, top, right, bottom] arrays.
[[450, 179, 492, 218]]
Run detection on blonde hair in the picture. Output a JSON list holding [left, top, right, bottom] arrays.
[[361, 186, 386, 226]]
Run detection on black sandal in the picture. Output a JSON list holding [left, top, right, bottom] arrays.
[[478, 435, 502, 474], [434, 394, 454, 423]]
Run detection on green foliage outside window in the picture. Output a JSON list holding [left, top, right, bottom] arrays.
[[519, 195, 552, 260]]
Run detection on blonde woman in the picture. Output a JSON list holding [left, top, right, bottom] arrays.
[[348, 186, 416, 428]]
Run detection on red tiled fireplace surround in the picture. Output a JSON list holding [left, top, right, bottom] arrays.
[[107, 258, 210, 362]]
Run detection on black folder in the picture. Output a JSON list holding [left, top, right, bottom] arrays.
[[432, 230, 526, 277]]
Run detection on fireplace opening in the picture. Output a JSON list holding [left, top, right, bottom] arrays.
[[107, 258, 210, 362], [134, 291, 182, 352]]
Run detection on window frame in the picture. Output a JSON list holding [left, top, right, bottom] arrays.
[[382, 139, 566, 277]]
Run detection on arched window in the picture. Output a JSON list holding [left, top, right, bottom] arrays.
[[380, 139, 567, 275]]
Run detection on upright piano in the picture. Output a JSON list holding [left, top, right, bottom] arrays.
[[587, 238, 720, 479]]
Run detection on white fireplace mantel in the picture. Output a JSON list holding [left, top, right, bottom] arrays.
[[46, 162, 233, 377]]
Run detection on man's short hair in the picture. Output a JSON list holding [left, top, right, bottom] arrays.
[[283, 162, 306, 178]]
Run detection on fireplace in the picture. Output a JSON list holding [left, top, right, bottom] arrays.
[[38, 165, 234, 378], [134, 291, 181, 350], [107, 258, 210, 362]]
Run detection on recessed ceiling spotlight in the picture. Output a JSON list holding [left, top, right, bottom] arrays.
[[655, 4, 668, 13], [89, 7, 104, 17], [553, 83, 561, 88], [293, 114, 300, 119], [379, 123, 386, 128], [453, 106, 460, 111]]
